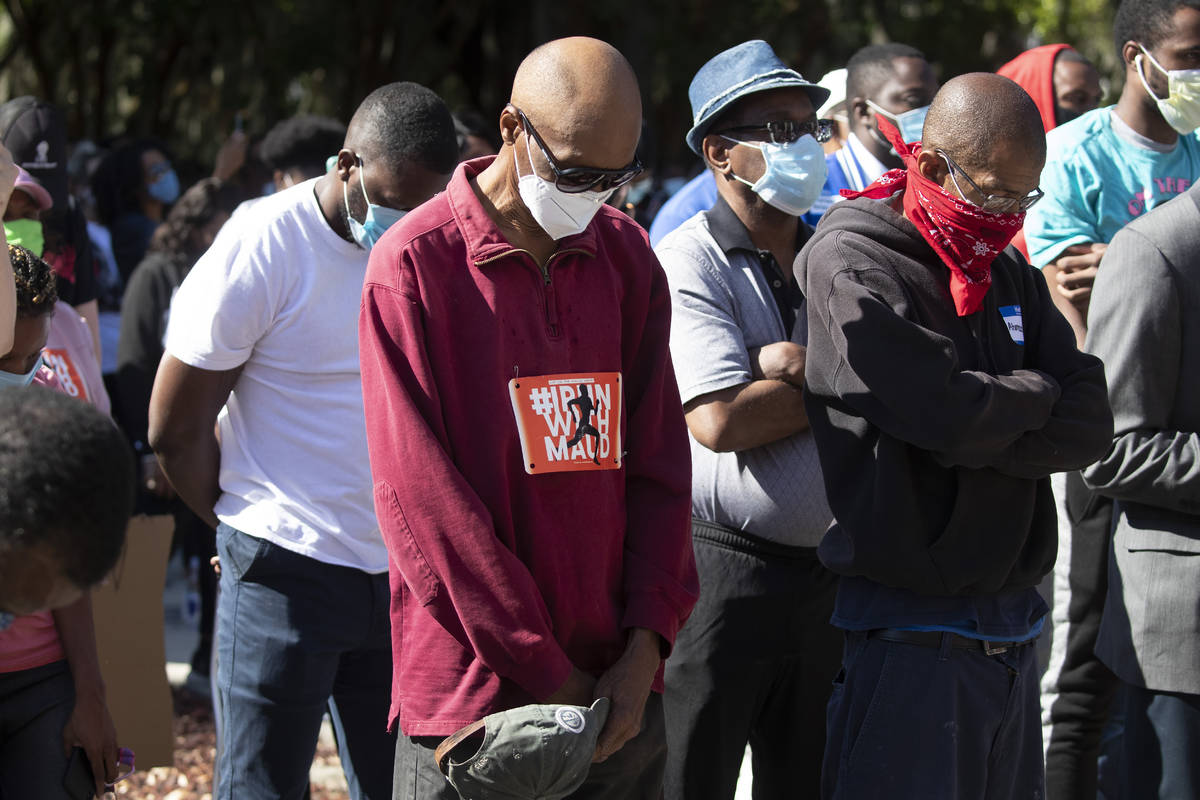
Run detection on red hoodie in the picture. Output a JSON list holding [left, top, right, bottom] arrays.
[[359, 157, 699, 735], [998, 44, 1074, 261], [998, 44, 1073, 134]]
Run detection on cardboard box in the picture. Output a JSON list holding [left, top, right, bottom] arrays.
[[91, 514, 176, 768]]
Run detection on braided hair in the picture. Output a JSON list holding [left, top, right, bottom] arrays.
[[8, 243, 57, 317]]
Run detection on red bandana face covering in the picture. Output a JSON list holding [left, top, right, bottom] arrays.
[[841, 117, 1025, 316]]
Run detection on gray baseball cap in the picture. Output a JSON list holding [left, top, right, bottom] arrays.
[[436, 698, 610, 800]]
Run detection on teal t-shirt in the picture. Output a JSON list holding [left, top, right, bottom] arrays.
[[1025, 106, 1200, 268]]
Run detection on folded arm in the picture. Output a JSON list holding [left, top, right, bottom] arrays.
[[660, 247, 808, 454], [811, 243, 1059, 458], [970, 262, 1112, 480]]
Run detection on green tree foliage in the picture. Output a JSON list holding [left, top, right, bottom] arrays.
[[0, 0, 1117, 171]]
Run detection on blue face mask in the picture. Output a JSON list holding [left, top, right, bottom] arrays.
[[0, 611, 13, 631], [0, 353, 43, 388], [148, 168, 181, 204], [867, 101, 930, 145], [725, 133, 829, 216], [343, 158, 406, 251]]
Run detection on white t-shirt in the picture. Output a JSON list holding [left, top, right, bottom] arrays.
[[165, 179, 386, 572]]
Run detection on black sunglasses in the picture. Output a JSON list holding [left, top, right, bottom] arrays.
[[515, 108, 643, 194], [716, 119, 836, 146]]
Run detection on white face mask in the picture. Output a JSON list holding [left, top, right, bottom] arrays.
[[1136, 45, 1200, 134], [725, 133, 828, 216], [516, 134, 614, 240]]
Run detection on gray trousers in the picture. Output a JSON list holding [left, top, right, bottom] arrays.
[[392, 692, 666, 800]]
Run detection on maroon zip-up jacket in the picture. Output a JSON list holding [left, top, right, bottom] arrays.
[[358, 157, 698, 735]]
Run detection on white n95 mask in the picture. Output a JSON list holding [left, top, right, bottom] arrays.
[[516, 135, 613, 240]]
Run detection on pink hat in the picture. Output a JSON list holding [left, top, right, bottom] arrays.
[[12, 167, 52, 212]]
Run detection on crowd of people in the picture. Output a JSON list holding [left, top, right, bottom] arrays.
[[0, 0, 1198, 798]]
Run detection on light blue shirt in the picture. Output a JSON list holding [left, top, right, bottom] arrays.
[[1025, 106, 1200, 267], [648, 172, 718, 247], [813, 133, 890, 220]]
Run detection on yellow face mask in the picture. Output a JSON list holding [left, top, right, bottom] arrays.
[[1137, 45, 1200, 134]]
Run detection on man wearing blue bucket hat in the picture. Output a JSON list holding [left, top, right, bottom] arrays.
[[655, 40, 841, 800]]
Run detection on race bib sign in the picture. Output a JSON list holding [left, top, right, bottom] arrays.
[[42, 348, 91, 402], [509, 372, 623, 474]]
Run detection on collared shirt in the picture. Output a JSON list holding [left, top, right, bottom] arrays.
[[705, 196, 807, 335], [655, 195, 832, 546], [812, 133, 892, 220], [836, 132, 890, 193], [359, 156, 698, 735], [649, 170, 834, 247]]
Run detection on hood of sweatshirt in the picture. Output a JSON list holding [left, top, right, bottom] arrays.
[[795, 193, 943, 293], [997, 44, 1074, 133]]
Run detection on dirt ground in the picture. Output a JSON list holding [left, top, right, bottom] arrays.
[[111, 688, 348, 800]]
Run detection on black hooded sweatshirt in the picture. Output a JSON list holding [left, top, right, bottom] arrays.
[[796, 196, 1112, 598]]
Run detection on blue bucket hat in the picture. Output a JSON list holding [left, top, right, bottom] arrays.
[[685, 40, 830, 155]]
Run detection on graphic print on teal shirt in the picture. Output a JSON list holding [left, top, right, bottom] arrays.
[[1024, 106, 1200, 267]]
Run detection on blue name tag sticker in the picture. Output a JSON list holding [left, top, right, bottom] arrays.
[[999, 304, 1024, 345]]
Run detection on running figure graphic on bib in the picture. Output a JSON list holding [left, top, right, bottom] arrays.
[[565, 383, 602, 465]]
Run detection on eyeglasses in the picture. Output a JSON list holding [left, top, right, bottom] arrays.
[[514, 108, 643, 194], [716, 119, 836, 145], [936, 149, 1043, 214]]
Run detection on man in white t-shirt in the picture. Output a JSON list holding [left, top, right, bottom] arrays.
[[147, 82, 459, 800]]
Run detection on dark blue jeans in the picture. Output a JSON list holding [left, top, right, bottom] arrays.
[[215, 523, 395, 800], [1120, 683, 1200, 798], [822, 631, 1044, 800]]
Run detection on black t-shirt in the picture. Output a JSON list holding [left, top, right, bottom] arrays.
[[114, 250, 190, 448]]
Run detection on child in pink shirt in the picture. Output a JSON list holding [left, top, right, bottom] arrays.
[[0, 243, 121, 798]]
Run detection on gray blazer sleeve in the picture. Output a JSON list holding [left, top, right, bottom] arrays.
[[1082, 226, 1200, 513]]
